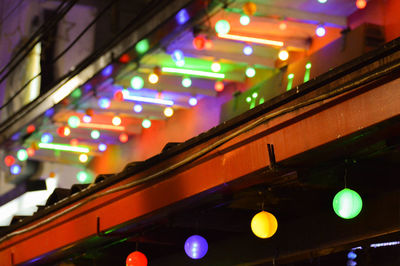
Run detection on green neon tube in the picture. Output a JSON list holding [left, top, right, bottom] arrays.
[[161, 67, 225, 79], [38, 143, 90, 153]]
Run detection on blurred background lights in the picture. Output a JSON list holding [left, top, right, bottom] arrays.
[[135, 39, 149, 54], [4, 155, 15, 167], [347, 251, 357, 260], [215, 19, 230, 34], [188, 97, 198, 106], [172, 49, 184, 62], [243, 44, 253, 56], [214, 81, 224, 92], [68, 116, 80, 128], [182, 77, 192, 87], [41, 133, 53, 143], [98, 143, 107, 152], [279, 21, 287, 30], [176, 59, 185, 67], [79, 154, 88, 163], [333, 188, 363, 219], [131, 76, 144, 90], [164, 107, 174, 117], [193, 36, 206, 50], [246, 67, 256, 78], [211, 62, 221, 72], [175, 8, 189, 25], [112, 116, 122, 126], [77, 171, 90, 183], [26, 147, 35, 157], [356, 0, 367, 9], [133, 104, 143, 113], [10, 165, 21, 175], [184, 235, 208, 259], [17, 149, 28, 161], [251, 211, 278, 238], [91, 130, 100, 139], [101, 65, 113, 76], [318, 0, 327, 3], [278, 49, 289, 61], [70, 138, 79, 146], [316, 25, 326, 37], [26, 124, 35, 134], [83, 115, 92, 123], [148, 73, 159, 84], [142, 119, 151, 128], [240, 15, 250, 25], [119, 133, 129, 143], [98, 97, 111, 109]]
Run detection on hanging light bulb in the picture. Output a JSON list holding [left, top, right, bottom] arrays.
[[78, 154, 88, 163], [193, 36, 206, 50], [26, 124, 35, 134], [98, 143, 107, 152], [279, 21, 287, 30], [246, 67, 256, 78], [98, 97, 111, 109], [278, 48, 289, 61], [240, 15, 250, 26], [83, 115, 92, 123], [356, 0, 367, 9], [68, 116, 80, 128], [251, 211, 278, 238], [77, 171, 90, 183], [171, 49, 184, 62], [182, 77, 192, 88], [17, 149, 28, 161], [119, 133, 129, 143], [10, 165, 21, 175], [188, 97, 198, 106], [333, 188, 363, 219], [184, 235, 208, 259], [133, 104, 143, 113], [316, 24, 326, 37], [211, 62, 221, 72], [91, 130, 100, 139], [142, 119, 151, 128], [215, 20, 230, 34], [214, 81, 224, 92], [112, 116, 122, 126], [4, 155, 15, 167], [148, 73, 159, 84], [243, 44, 253, 56], [41, 133, 53, 143], [126, 251, 148, 266], [131, 76, 144, 90], [164, 107, 174, 117], [242, 2, 257, 16]]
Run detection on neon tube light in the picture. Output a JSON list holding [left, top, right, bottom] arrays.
[[217, 33, 284, 47], [79, 123, 125, 131], [287, 73, 294, 91], [161, 67, 225, 79], [122, 90, 174, 106], [38, 143, 90, 153]]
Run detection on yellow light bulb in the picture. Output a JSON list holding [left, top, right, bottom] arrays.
[[251, 211, 278, 238], [148, 73, 159, 84], [278, 49, 289, 61], [163, 107, 174, 117], [79, 154, 88, 163]]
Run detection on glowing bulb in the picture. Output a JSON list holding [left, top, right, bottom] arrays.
[[135, 39, 149, 54], [176, 59, 185, 67], [70, 138, 79, 146], [101, 65, 113, 77], [79, 154, 88, 163], [77, 171, 90, 183], [214, 81, 224, 92], [246, 67, 256, 78], [142, 119, 151, 128], [172, 49, 184, 62], [41, 133, 53, 143], [98, 143, 107, 152], [176, 8, 189, 25], [193, 36, 206, 50], [316, 25, 326, 37], [211, 62, 221, 72], [17, 149, 28, 161], [279, 21, 287, 30], [333, 188, 363, 219], [182, 77, 192, 88], [278, 49, 289, 61], [240, 15, 250, 26], [164, 107, 174, 117], [243, 45, 253, 56], [68, 116, 80, 128], [215, 20, 230, 34], [306, 62, 312, 69], [356, 0, 366, 9], [188, 97, 197, 106], [131, 76, 144, 90], [83, 115, 92, 123], [133, 104, 143, 113], [91, 130, 100, 139], [4, 155, 15, 167], [26, 147, 35, 157], [318, 0, 327, 3], [112, 116, 122, 126], [184, 235, 208, 259], [98, 97, 111, 109], [114, 90, 124, 101], [10, 165, 21, 175], [243, 1, 257, 16], [126, 251, 148, 266], [119, 133, 128, 143], [26, 124, 35, 134], [148, 73, 159, 84], [251, 211, 278, 238]]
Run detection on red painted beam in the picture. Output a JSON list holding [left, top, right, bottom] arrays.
[[0, 78, 400, 264]]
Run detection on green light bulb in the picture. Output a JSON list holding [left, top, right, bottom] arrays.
[[77, 171, 90, 183], [68, 116, 80, 128], [130, 76, 144, 90], [240, 15, 250, 26], [333, 188, 363, 219], [306, 62, 312, 69], [215, 20, 230, 34], [71, 88, 82, 98], [135, 39, 149, 54], [17, 149, 28, 161]]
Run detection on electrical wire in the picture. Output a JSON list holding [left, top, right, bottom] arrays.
[[0, 0, 26, 27], [0, 61, 393, 244], [0, 0, 116, 111]]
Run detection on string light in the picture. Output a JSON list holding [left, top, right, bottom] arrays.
[[98, 97, 111, 109], [278, 49, 289, 61], [164, 107, 174, 117], [182, 77, 192, 88], [172, 49, 184, 62], [279, 21, 287, 30], [184, 235, 208, 259], [133, 104, 143, 113], [251, 211, 278, 238], [83, 115, 92, 123], [101, 65, 113, 77], [243, 1, 257, 16], [4, 155, 15, 167], [98, 143, 107, 152], [193, 36, 206, 50], [356, 0, 367, 9], [176, 8, 189, 25], [245, 67, 256, 78], [114, 90, 124, 101], [77, 171, 90, 183], [41, 133, 53, 143], [26, 147, 35, 157], [142, 119, 151, 128], [10, 165, 21, 175], [135, 39, 149, 54], [214, 81, 224, 92], [243, 44, 253, 56], [211, 62, 221, 72], [131, 76, 144, 90], [91, 130, 100, 139], [215, 20, 231, 34], [188, 97, 198, 106], [316, 25, 326, 37], [119, 133, 129, 143], [240, 15, 250, 26], [79, 154, 88, 163], [26, 124, 35, 134], [68, 116, 80, 128], [148, 73, 159, 84], [112, 116, 122, 126]]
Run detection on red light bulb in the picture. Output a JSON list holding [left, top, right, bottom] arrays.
[[26, 147, 35, 157], [126, 251, 148, 266], [193, 36, 206, 50], [356, 0, 367, 9], [26, 124, 35, 134], [70, 138, 79, 146], [214, 81, 224, 92], [114, 90, 124, 101], [4, 155, 15, 167], [119, 133, 128, 143], [119, 54, 131, 63]]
